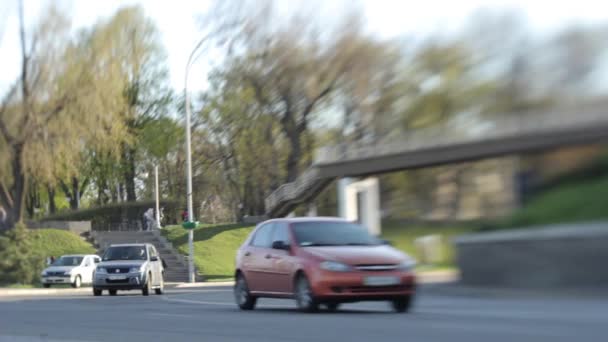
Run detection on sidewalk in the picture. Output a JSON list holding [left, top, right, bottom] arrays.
[[0, 270, 459, 297]]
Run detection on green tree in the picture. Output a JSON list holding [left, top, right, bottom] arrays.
[[0, 2, 128, 230]]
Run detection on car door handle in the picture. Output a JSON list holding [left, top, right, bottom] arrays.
[[265, 254, 281, 260]]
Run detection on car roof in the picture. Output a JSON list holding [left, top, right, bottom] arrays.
[[60, 254, 95, 257], [265, 216, 351, 224]]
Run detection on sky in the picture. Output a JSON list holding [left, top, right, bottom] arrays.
[[1, 0, 608, 96]]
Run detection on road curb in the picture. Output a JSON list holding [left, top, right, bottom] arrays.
[[0, 287, 91, 297]]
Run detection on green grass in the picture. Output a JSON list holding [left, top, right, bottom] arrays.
[[494, 174, 608, 230], [162, 224, 255, 281], [29, 229, 97, 258], [162, 221, 471, 280]]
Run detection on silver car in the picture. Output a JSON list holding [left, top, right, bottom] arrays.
[[93, 243, 164, 296]]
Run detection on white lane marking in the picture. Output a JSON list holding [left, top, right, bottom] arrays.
[[161, 295, 293, 309]]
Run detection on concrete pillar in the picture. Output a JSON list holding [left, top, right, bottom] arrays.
[[341, 177, 381, 236], [307, 203, 317, 217], [337, 178, 354, 218]]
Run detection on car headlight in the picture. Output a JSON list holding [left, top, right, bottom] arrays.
[[320, 261, 351, 272], [129, 267, 143, 273], [95, 267, 107, 274], [64, 271, 72, 276], [41, 271, 47, 276], [398, 259, 416, 272]]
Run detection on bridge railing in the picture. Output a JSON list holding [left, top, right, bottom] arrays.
[[314, 102, 608, 165]]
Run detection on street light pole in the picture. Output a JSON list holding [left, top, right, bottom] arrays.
[[184, 36, 209, 283], [154, 165, 161, 229]]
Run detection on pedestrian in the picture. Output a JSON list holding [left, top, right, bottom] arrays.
[[143, 208, 154, 231], [181, 208, 188, 222]]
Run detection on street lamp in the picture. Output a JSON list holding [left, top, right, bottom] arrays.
[[183, 35, 210, 283]]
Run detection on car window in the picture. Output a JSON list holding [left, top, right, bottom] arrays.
[[94, 257, 101, 264], [52, 256, 84, 266], [272, 222, 290, 245], [102, 246, 147, 261], [83, 257, 91, 267], [292, 221, 380, 247], [251, 223, 275, 248]]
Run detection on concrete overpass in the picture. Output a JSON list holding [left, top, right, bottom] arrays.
[[265, 102, 608, 219]]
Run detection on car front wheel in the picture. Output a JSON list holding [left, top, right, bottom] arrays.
[[142, 274, 151, 296], [71, 275, 81, 289], [43, 284, 51, 288], [295, 274, 318, 313], [93, 288, 102, 296]]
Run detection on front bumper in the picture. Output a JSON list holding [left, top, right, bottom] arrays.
[[41, 275, 74, 285], [308, 268, 416, 301], [93, 272, 147, 289]]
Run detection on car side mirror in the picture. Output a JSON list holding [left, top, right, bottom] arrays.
[[272, 241, 290, 250], [150, 256, 159, 262]]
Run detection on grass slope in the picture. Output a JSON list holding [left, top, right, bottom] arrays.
[[162, 222, 470, 280], [497, 174, 608, 230], [30, 229, 96, 258], [162, 224, 255, 281]]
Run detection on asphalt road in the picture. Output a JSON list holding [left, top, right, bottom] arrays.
[[1, 285, 606, 342]]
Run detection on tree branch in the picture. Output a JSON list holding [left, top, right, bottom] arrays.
[[0, 83, 18, 144], [0, 182, 14, 208]]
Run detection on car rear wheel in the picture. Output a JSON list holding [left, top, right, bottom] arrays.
[[234, 273, 257, 310], [325, 303, 340, 312], [109, 289, 117, 296], [155, 274, 164, 295], [93, 288, 102, 296], [71, 275, 81, 289], [43, 284, 51, 288], [295, 275, 318, 313], [142, 274, 151, 296], [392, 296, 412, 313]]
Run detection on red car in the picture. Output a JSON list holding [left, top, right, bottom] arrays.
[[234, 217, 416, 313]]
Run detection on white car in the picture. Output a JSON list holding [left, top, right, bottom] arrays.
[[41, 254, 101, 288]]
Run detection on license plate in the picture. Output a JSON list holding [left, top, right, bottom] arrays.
[[363, 276, 400, 287], [109, 275, 127, 281]]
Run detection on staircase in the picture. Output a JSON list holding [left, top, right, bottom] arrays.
[[90, 230, 200, 282]]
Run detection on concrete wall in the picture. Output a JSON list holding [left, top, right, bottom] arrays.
[[454, 222, 608, 288], [27, 221, 91, 235]]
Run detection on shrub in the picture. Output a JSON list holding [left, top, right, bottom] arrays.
[[0, 224, 46, 286]]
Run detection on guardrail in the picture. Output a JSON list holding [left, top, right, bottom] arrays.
[[266, 102, 608, 215]]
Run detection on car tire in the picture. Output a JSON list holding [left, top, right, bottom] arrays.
[[93, 288, 102, 296], [71, 275, 81, 289], [142, 273, 151, 296], [392, 296, 412, 313], [234, 273, 257, 310], [43, 284, 51, 288], [325, 303, 340, 312], [109, 289, 117, 296], [295, 274, 318, 313], [155, 274, 164, 295]]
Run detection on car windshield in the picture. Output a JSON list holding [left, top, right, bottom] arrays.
[[292, 221, 380, 247], [52, 256, 83, 266], [102, 246, 147, 261]]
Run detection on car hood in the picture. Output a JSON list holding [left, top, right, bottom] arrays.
[[98, 260, 146, 268], [44, 266, 77, 273], [302, 245, 409, 265]]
